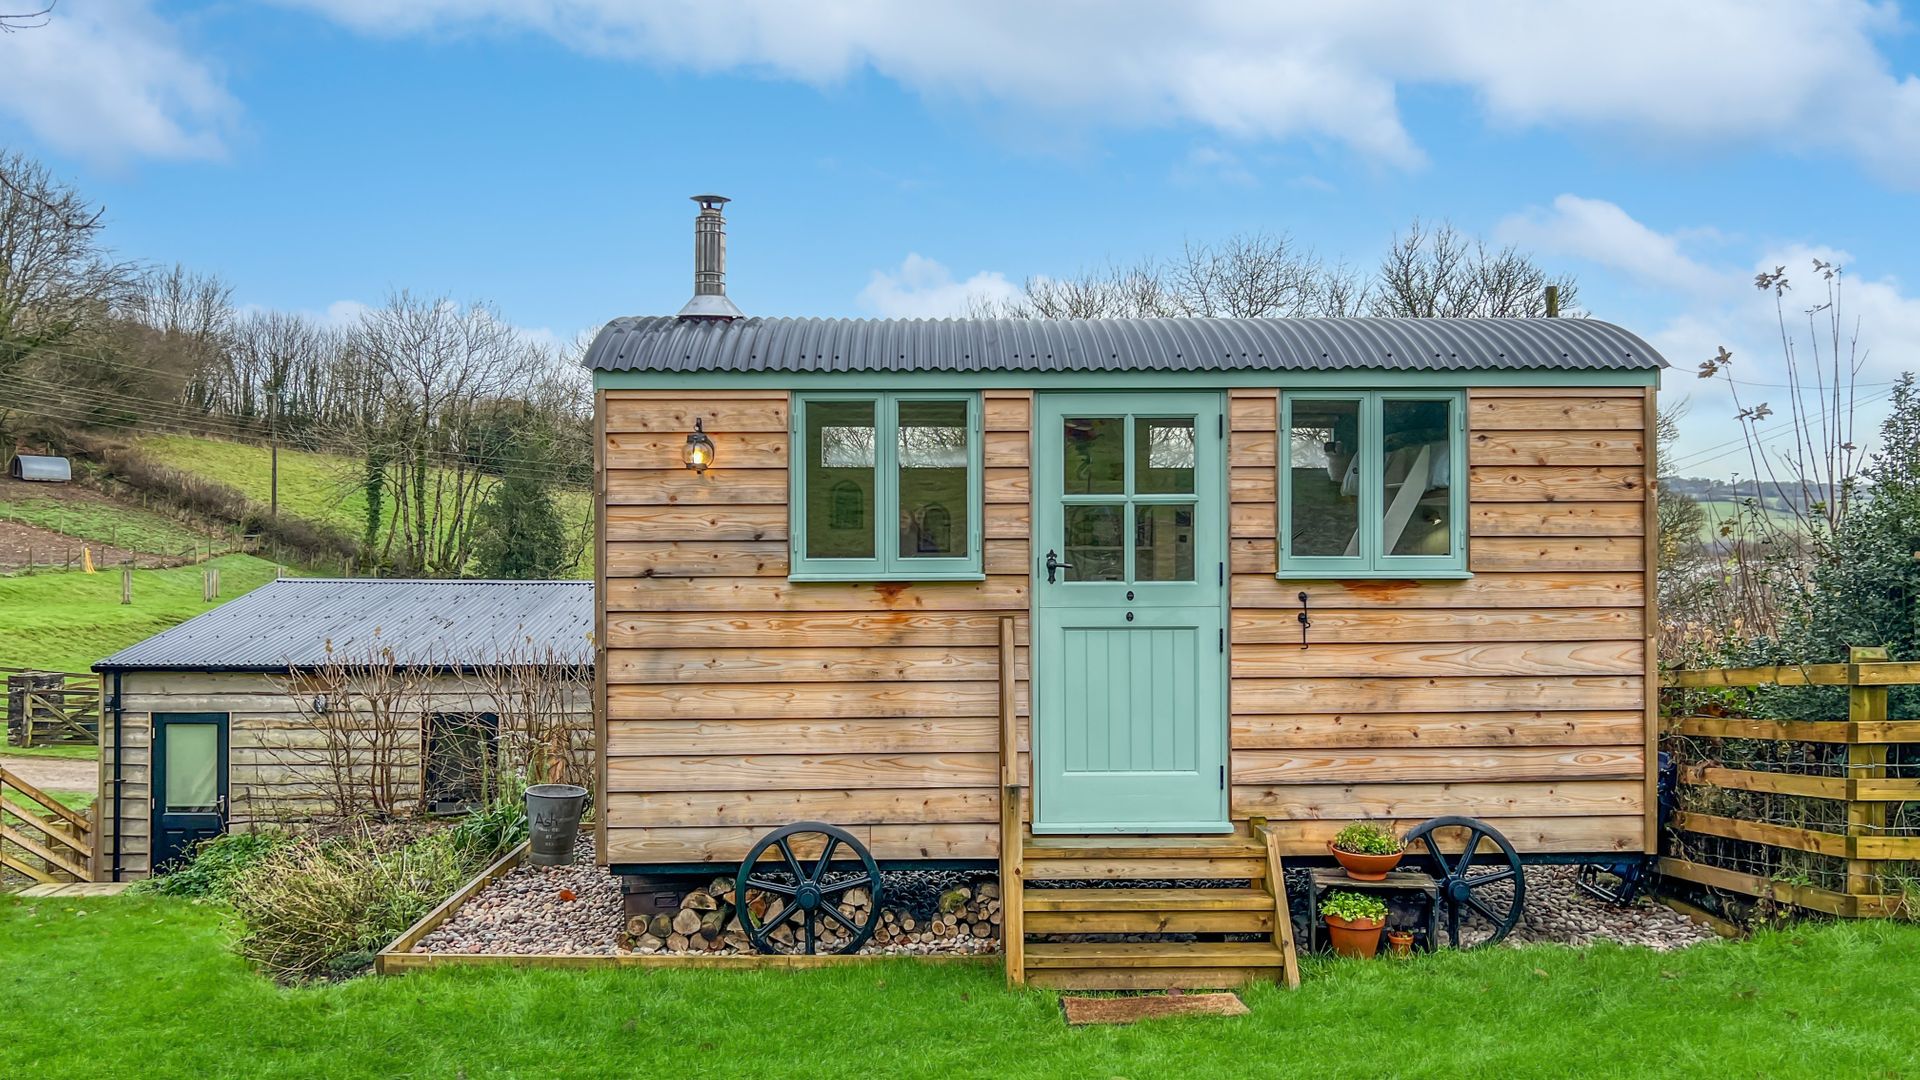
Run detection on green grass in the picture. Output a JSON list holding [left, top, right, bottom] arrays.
[[0, 495, 220, 559], [0, 553, 284, 673], [138, 433, 592, 576], [3, 897, 1918, 1078], [0, 743, 99, 761], [1696, 499, 1806, 543]]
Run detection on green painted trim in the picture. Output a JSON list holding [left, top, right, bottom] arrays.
[[1278, 389, 1469, 578], [595, 368, 1658, 391], [788, 391, 984, 581]]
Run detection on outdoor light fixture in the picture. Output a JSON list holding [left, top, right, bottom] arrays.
[[684, 418, 716, 473], [311, 693, 330, 715]]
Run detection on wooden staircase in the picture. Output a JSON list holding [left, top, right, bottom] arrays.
[[1006, 827, 1302, 991]]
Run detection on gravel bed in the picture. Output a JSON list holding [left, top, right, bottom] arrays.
[[1498, 865, 1718, 950], [417, 838, 624, 956]]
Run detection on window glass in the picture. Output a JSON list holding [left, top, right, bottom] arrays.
[[1134, 504, 1196, 581], [1381, 398, 1454, 558], [805, 400, 876, 559], [1134, 418, 1195, 494], [1062, 417, 1124, 494], [1063, 504, 1124, 581], [1287, 398, 1362, 559], [164, 723, 218, 812], [898, 400, 970, 560]]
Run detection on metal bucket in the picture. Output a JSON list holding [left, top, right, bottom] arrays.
[[524, 783, 588, 866]]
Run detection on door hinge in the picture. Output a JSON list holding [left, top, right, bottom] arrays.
[[1219, 764, 1226, 789], [1219, 627, 1225, 653], [1218, 561, 1224, 586], [1218, 413, 1225, 437]]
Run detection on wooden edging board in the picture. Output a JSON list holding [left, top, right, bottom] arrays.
[[375, 840, 529, 973]]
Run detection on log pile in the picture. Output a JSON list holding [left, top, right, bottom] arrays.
[[624, 877, 1001, 955]]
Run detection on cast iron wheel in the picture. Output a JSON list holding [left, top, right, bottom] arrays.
[[1402, 815, 1525, 948], [734, 822, 883, 955]]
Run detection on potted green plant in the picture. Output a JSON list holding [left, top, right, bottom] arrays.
[[1328, 821, 1404, 881], [1322, 891, 1389, 959]]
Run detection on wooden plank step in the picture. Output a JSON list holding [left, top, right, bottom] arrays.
[[1028, 966, 1276, 991], [1023, 887, 1273, 912], [1025, 940, 1286, 969], [1023, 888, 1278, 933], [1024, 857, 1265, 881], [1023, 834, 1264, 859]]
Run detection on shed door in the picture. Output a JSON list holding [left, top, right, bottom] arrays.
[[1032, 392, 1230, 833], [151, 712, 228, 871]]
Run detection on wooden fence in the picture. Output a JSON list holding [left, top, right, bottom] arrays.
[[2, 668, 102, 747], [1658, 646, 1920, 918], [0, 764, 95, 885]]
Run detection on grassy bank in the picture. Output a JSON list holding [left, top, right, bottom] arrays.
[[0, 553, 283, 673], [2, 895, 1916, 1078]]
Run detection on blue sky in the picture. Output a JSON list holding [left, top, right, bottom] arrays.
[[3, 1, 1918, 476]]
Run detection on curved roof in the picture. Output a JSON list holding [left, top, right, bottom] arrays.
[[94, 578, 593, 672], [585, 316, 1666, 375], [8, 454, 71, 481]]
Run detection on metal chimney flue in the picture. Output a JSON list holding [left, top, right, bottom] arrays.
[[677, 194, 743, 321]]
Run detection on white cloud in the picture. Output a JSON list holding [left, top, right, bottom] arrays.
[[857, 254, 1019, 318], [0, 0, 237, 161], [1498, 195, 1732, 295], [276, 0, 1920, 183], [1173, 145, 1258, 189]]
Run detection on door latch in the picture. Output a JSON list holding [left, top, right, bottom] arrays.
[[1297, 591, 1312, 650], [1044, 549, 1074, 584]]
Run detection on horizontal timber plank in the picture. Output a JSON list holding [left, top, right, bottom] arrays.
[[605, 397, 787, 433], [1469, 386, 1648, 398], [1468, 396, 1644, 431], [1231, 710, 1645, 748], [605, 824, 995, 862], [605, 469, 787, 506], [1469, 537, 1643, 573], [984, 502, 1031, 538], [1671, 811, 1849, 857], [605, 431, 787, 470], [1236, 573, 1642, 610], [1231, 396, 1276, 430], [1024, 857, 1267, 881], [608, 681, 1018, 719], [608, 576, 1029, 613], [1469, 430, 1645, 466], [1231, 606, 1642, 645], [1654, 857, 1860, 917], [1233, 675, 1644, 714], [606, 752, 998, 791], [1681, 765, 1844, 799], [607, 787, 999, 828], [605, 612, 1029, 649], [607, 646, 1015, 684], [1469, 466, 1643, 502], [983, 396, 1031, 430], [381, 952, 996, 972], [1663, 664, 1849, 688], [1470, 502, 1645, 537], [1233, 745, 1643, 785], [983, 430, 1029, 467], [607, 716, 1004, 755], [1260, 815, 1643, 855], [1021, 910, 1273, 934], [1663, 716, 1852, 742], [606, 506, 785, 542], [1852, 662, 1920, 686], [606, 541, 788, 577], [1229, 432, 1276, 468], [1231, 640, 1644, 678], [1233, 780, 1642, 820]]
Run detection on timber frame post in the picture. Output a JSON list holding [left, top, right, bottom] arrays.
[[997, 615, 1024, 986], [1845, 646, 1891, 899]]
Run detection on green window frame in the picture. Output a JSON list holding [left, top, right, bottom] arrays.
[[790, 391, 984, 581], [1278, 390, 1468, 579]]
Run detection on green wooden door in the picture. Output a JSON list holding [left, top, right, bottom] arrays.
[[1032, 392, 1229, 833]]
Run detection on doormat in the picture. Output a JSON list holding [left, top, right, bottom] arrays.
[[1061, 992, 1249, 1026]]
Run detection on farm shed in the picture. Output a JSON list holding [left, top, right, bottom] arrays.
[[92, 578, 593, 880], [7, 454, 71, 482], [586, 197, 1665, 986]]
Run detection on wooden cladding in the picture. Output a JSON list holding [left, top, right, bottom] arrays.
[[602, 385, 1654, 865]]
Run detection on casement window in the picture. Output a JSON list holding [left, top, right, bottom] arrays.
[[1279, 390, 1468, 578], [791, 392, 983, 580]]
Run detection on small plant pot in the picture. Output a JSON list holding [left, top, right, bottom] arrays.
[[1328, 841, 1403, 881], [1325, 914, 1387, 959], [1387, 930, 1415, 958]]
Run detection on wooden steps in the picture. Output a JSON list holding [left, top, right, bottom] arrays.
[[1007, 825, 1302, 991]]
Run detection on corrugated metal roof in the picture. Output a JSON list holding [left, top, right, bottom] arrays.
[[94, 579, 594, 672], [585, 316, 1666, 374], [8, 454, 72, 481]]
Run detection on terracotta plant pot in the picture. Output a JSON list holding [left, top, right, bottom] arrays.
[[1328, 841, 1403, 881], [1325, 914, 1387, 959], [1387, 930, 1415, 958]]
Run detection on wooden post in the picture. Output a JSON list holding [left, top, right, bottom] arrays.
[[996, 615, 1024, 987], [120, 566, 132, 605], [1846, 646, 1890, 904], [1642, 385, 1661, 855], [1545, 284, 1560, 317], [1250, 817, 1302, 989]]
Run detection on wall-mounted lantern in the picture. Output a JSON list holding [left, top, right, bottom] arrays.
[[684, 418, 716, 473], [311, 693, 330, 715]]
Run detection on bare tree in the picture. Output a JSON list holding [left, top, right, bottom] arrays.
[[279, 637, 429, 821], [0, 4, 54, 33], [1370, 219, 1578, 318], [462, 635, 594, 799], [0, 151, 139, 379]]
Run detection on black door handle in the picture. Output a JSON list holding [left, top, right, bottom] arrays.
[[1044, 549, 1074, 584]]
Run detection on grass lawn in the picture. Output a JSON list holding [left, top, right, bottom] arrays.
[[3, 896, 1917, 1078], [1695, 498, 1806, 543], [0, 743, 99, 761], [0, 494, 221, 559], [0, 553, 284, 673]]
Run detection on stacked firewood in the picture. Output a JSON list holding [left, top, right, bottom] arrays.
[[624, 877, 1001, 955]]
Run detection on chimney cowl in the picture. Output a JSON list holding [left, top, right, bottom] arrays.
[[678, 194, 743, 321]]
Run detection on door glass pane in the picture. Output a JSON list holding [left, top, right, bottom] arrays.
[[1288, 398, 1362, 558], [1382, 398, 1454, 557], [897, 400, 970, 560], [164, 723, 218, 812], [805, 400, 877, 559], [1062, 418, 1123, 494], [1063, 504, 1124, 581], [1134, 418, 1195, 494], [1134, 504, 1196, 581]]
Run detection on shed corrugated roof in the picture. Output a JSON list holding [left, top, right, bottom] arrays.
[[585, 316, 1666, 374], [93, 579, 593, 672], [8, 454, 72, 481]]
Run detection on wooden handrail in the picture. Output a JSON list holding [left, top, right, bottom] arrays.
[[995, 615, 1024, 987], [1662, 659, 1920, 689], [0, 764, 92, 831]]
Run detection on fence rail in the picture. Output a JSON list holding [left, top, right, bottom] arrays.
[[1658, 646, 1917, 919], [2, 668, 102, 747], [0, 764, 96, 885]]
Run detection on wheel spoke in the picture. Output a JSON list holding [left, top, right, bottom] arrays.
[[1466, 867, 1516, 888], [819, 901, 861, 933], [1464, 895, 1507, 926], [804, 911, 817, 954], [810, 836, 839, 882], [1453, 830, 1484, 878], [1420, 832, 1448, 874], [1446, 903, 1461, 948], [777, 837, 805, 880], [819, 876, 868, 896], [744, 876, 797, 896], [764, 897, 801, 930]]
